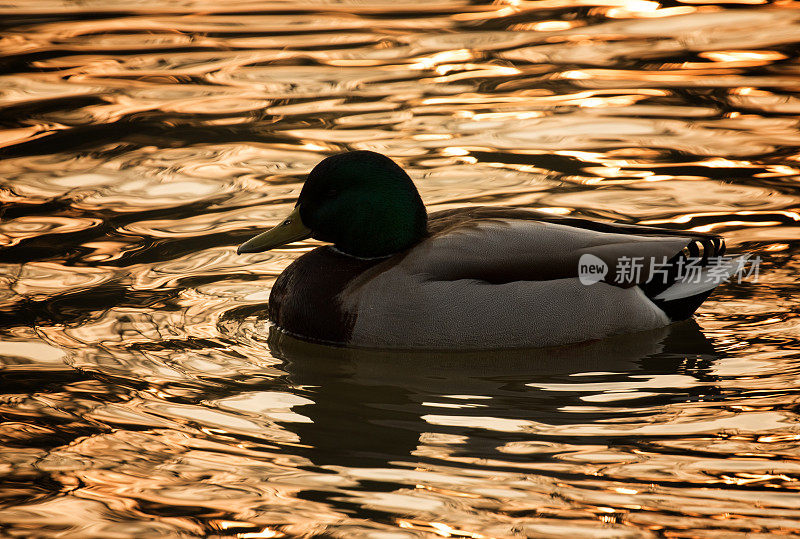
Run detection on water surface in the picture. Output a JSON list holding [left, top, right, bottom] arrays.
[[2, 0, 800, 537]]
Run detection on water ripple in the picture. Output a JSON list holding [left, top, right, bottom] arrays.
[[2, 1, 800, 537]]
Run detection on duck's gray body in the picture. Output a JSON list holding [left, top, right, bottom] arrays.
[[268, 207, 726, 349]]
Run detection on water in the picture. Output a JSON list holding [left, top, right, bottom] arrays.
[[1, 0, 800, 536]]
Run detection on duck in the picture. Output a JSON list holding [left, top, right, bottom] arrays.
[[237, 150, 738, 349]]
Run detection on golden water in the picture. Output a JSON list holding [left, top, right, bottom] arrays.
[[1, 1, 800, 537]]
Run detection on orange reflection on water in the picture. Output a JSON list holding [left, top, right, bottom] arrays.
[[398, 519, 486, 538], [1, 0, 800, 537], [510, 20, 582, 31], [605, 5, 698, 18], [702, 50, 788, 62]]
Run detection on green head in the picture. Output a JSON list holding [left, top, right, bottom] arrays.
[[238, 151, 428, 258]]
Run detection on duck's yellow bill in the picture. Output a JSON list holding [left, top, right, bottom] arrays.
[[237, 206, 312, 254]]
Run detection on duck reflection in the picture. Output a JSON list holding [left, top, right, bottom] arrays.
[[266, 321, 721, 468]]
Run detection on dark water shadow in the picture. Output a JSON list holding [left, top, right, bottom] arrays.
[[266, 321, 722, 469]]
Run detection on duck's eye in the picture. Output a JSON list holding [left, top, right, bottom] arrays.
[[283, 218, 292, 226]]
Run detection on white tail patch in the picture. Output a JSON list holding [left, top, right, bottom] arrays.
[[654, 255, 749, 302]]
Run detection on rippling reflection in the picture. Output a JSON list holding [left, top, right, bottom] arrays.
[[2, 0, 800, 536], [269, 322, 721, 464]]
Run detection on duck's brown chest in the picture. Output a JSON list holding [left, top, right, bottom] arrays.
[[268, 247, 385, 344]]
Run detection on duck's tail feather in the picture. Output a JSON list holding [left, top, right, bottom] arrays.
[[647, 254, 748, 321]]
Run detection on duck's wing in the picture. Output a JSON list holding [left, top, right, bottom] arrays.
[[413, 207, 721, 283], [403, 206, 728, 320]]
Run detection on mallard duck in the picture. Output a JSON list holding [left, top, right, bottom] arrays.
[[238, 150, 737, 349]]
